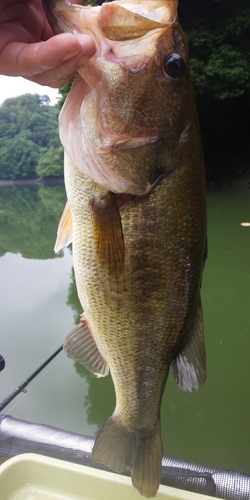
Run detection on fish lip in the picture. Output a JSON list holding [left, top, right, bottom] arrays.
[[99, 0, 178, 26]]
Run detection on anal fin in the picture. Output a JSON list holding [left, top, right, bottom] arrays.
[[171, 299, 206, 392], [64, 314, 109, 377]]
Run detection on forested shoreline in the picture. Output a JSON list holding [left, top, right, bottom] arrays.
[[179, 0, 250, 187], [0, 0, 249, 187], [0, 94, 63, 181]]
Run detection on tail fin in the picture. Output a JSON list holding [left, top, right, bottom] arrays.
[[92, 417, 162, 498]]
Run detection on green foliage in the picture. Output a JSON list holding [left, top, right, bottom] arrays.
[[0, 94, 63, 180], [36, 146, 64, 177], [58, 80, 74, 110], [187, 4, 250, 99], [176, 0, 250, 183], [0, 131, 40, 179]]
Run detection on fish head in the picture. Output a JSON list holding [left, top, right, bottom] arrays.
[[54, 0, 195, 194]]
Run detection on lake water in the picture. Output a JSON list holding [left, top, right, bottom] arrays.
[[0, 185, 249, 474]]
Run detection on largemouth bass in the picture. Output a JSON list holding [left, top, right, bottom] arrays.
[[46, 0, 207, 496]]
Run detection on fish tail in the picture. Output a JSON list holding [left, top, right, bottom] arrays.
[[92, 417, 162, 498], [130, 421, 163, 498]]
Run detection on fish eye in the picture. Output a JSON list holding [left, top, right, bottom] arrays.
[[164, 54, 185, 78]]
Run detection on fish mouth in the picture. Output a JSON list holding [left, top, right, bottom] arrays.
[[48, 0, 177, 42], [97, 0, 177, 42], [115, 0, 178, 23]]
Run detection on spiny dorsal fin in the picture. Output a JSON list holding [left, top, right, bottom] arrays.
[[90, 192, 125, 276], [171, 299, 206, 392], [54, 201, 73, 253], [99, 3, 167, 41], [64, 314, 109, 378]]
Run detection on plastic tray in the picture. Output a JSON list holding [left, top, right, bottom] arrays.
[[0, 453, 216, 500]]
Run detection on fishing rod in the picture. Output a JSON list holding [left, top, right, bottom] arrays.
[[0, 345, 63, 412]]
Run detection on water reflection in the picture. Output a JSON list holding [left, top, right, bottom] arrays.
[[67, 269, 81, 324], [0, 185, 249, 474], [0, 185, 66, 259], [74, 362, 115, 429]]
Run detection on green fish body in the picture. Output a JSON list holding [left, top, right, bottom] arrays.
[[49, 0, 207, 496]]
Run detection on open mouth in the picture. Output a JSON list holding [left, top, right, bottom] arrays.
[[97, 1, 175, 41], [46, 0, 177, 42]]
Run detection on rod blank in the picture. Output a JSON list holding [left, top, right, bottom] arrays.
[[0, 345, 63, 412]]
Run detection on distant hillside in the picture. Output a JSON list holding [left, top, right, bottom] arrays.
[[0, 94, 63, 180]]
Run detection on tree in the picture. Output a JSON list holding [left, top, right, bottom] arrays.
[[181, 1, 250, 99], [177, 0, 250, 184], [36, 146, 64, 177], [0, 131, 40, 179], [0, 94, 63, 179]]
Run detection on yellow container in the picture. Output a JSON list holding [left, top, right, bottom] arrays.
[[0, 453, 216, 500]]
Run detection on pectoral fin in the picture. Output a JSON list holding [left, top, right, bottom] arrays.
[[90, 192, 124, 276], [54, 201, 73, 253], [64, 314, 109, 378], [171, 300, 206, 392]]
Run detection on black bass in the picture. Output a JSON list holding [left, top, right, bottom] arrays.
[[46, 0, 207, 496]]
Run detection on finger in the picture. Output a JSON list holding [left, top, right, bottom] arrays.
[[26, 71, 76, 88], [0, 32, 95, 78], [23, 42, 95, 86], [25, 56, 82, 87]]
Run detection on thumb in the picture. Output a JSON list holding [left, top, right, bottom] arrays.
[[0, 33, 96, 78]]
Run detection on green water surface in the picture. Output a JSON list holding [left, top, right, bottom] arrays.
[[0, 185, 249, 473]]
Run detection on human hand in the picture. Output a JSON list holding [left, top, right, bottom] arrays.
[[0, 0, 96, 87]]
